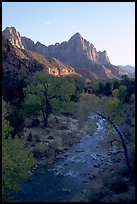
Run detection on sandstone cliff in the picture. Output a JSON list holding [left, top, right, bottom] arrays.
[[3, 27, 129, 80]]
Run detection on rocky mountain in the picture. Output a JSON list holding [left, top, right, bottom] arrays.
[[2, 36, 75, 77], [23, 32, 110, 67], [3, 27, 129, 80]]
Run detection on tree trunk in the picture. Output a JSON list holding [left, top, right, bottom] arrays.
[[41, 109, 47, 127], [98, 112, 132, 180]]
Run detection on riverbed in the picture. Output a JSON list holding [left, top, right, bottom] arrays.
[[14, 114, 120, 202]]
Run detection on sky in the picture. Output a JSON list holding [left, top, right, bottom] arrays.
[[2, 2, 135, 67]]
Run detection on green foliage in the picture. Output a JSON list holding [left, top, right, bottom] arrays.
[[2, 99, 35, 202], [2, 99, 13, 139], [34, 143, 49, 154], [7, 108, 25, 138], [88, 178, 107, 202], [112, 80, 120, 89], [101, 97, 122, 119], [2, 70, 27, 108], [84, 79, 99, 94], [96, 81, 111, 96], [65, 75, 86, 101], [117, 85, 127, 103], [23, 71, 76, 126], [23, 94, 42, 116], [104, 82, 112, 96], [80, 92, 101, 113]]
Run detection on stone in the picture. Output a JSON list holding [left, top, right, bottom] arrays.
[[61, 188, 71, 192], [55, 155, 65, 159], [64, 152, 70, 157], [47, 135, 54, 140], [58, 172, 64, 176], [75, 150, 85, 152], [64, 147, 69, 151], [82, 180, 87, 183], [93, 164, 99, 168], [89, 175, 96, 180]]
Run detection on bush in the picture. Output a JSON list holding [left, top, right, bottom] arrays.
[[50, 137, 62, 151], [7, 108, 25, 138], [88, 179, 107, 202], [103, 193, 135, 202], [33, 143, 48, 159], [109, 176, 128, 193]]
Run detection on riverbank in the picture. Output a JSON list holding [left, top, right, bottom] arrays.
[[23, 113, 97, 167]]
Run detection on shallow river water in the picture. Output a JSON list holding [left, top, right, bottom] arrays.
[[15, 114, 118, 202]]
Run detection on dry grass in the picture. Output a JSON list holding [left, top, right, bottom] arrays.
[[23, 112, 97, 164]]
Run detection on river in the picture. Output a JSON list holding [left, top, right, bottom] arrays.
[[14, 114, 119, 202]]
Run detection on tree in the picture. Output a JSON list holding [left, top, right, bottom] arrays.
[[2, 99, 35, 202], [23, 71, 76, 127], [84, 79, 99, 95], [2, 70, 26, 108], [65, 74, 86, 101], [96, 81, 106, 96], [6, 107, 25, 138], [112, 80, 120, 90], [117, 85, 127, 103], [104, 82, 112, 96]]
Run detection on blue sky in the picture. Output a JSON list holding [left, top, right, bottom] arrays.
[[2, 2, 135, 66]]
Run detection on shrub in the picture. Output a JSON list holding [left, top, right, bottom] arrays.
[[33, 143, 48, 159], [50, 137, 62, 151], [88, 179, 107, 202], [103, 193, 135, 202], [109, 176, 128, 193]]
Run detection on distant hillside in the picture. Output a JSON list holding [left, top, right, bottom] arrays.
[[118, 65, 135, 74]]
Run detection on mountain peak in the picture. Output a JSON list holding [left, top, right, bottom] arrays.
[[3, 26, 24, 49], [74, 32, 81, 37], [4, 26, 16, 31], [69, 32, 82, 41]]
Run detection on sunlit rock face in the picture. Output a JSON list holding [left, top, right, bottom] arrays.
[[3, 27, 24, 49], [48, 67, 75, 76]]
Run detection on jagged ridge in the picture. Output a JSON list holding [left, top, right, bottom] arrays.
[[2, 27, 129, 80]]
